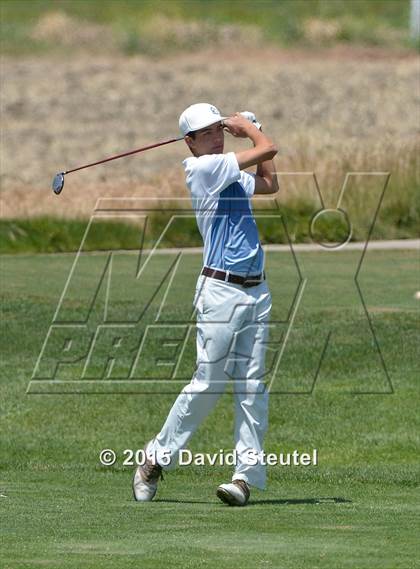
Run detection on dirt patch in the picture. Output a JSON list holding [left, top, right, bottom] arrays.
[[1, 47, 418, 218]]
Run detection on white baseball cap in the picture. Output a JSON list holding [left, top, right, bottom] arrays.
[[179, 103, 227, 136]]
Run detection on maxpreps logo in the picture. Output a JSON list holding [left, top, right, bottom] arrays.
[[28, 173, 393, 395]]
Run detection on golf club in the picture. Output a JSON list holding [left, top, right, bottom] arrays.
[[52, 135, 184, 195]]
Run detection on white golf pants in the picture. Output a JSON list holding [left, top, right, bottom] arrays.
[[147, 273, 272, 490]]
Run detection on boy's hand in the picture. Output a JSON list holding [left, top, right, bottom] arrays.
[[223, 112, 259, 138]]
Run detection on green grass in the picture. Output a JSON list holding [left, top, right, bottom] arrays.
[[0, 248, 419, 567], [0, 0, 416, 56], [0, 218, 146, 254]]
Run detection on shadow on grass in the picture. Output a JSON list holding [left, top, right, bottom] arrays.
[[152, 497, 352, 506], [248, 497, 352, 506]]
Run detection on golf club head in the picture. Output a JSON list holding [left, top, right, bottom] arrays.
[[52, 173, 65, 195]]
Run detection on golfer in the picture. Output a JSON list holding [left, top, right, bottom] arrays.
[[133, 103, 278, 506]]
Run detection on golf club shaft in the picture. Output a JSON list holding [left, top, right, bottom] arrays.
[[64, 136, 183, 175]]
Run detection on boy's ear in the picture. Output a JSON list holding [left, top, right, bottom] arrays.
[[185, 135, 195, 155]]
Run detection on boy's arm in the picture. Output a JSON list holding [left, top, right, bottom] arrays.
[[223, 113, 279, 194], [254, 148, 279, 194]]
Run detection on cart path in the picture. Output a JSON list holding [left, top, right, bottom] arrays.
[[2, 239, 418, 258]]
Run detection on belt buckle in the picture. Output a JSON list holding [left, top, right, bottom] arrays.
[[243, 277, 259, 288], [242, 273, 264, 288]]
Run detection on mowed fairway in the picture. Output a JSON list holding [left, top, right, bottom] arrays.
[[1, 247, 419, 569]]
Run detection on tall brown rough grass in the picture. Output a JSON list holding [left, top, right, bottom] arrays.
[[1, 48, 418, 237]]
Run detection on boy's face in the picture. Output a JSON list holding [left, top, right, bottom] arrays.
[[185, 122, 225, 156]]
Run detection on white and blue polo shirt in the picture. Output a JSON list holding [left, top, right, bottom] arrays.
[[183, 151, 264, 277]]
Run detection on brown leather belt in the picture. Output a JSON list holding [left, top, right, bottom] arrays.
[[201, 266, 265, 288]]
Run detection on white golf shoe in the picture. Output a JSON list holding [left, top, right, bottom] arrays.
[[132, 449, 164, 502], [216, 479, 250, 506]]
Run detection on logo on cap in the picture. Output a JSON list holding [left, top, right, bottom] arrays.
[[210, 106, 218, 115]]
